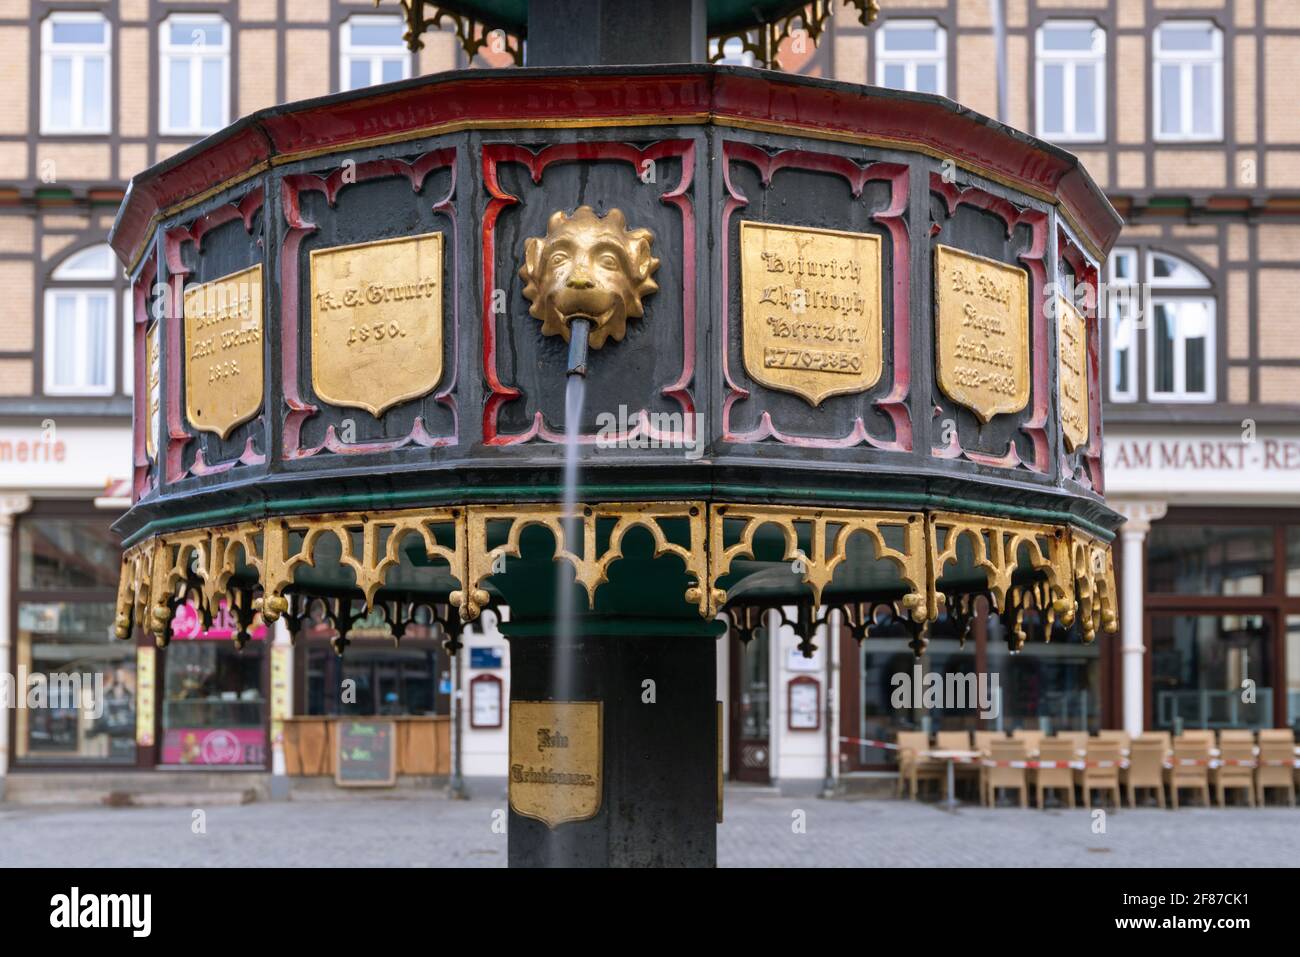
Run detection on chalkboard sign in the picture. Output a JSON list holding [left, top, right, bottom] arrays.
[[335, 719, 397, 787]]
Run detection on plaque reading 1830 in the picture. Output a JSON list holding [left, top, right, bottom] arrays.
[[184, 264, 264, 439], [309, 232, 443, 417], [740, 221, 883, 406], [1057, 293, 1089, 451], [509, 700, 602, 829], [934, 245, 1030, 423]]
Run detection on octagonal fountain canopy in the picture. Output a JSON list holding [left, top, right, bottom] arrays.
[[109, 6, 1123, 665]]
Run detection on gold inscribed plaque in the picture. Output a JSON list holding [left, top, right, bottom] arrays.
[[184, 264, 264, 439], [509, 700, 602, 829], [309, 232, 443, 417], [934, 245, 1030, 423], [146, 321, 160, 461], [1057, 294, 1089, 451], [740, 221, 883, 406]]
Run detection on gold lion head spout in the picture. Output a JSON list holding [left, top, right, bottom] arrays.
[[519, 205, 659, 350]]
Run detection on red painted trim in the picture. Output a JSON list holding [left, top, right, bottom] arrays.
[[161, 188, 266, 484], [480, 140, 696, 446], [1058, 227, 1105, 494], [279, 150, 459, 460], [929, 173, 1050, 475], [110, 69, 1120, 273], [720, 141, 912, 451], [131, 254, 157, 503]]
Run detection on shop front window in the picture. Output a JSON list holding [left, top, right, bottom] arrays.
[[159, 601, 267, 767], [1151, 614, 1273, 731], [15, 601, 136, 763], [986, 623, 1101, 733], [14, 512, 133, 766], [1287, 616, 1300, 734], [1147, 523, 1273, 595], [302, 612, 448, 717]]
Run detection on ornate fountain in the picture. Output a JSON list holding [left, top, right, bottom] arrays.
[[110, 0, 1121, 866]]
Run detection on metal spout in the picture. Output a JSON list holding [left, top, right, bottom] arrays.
[[566, 318, 591, 377]]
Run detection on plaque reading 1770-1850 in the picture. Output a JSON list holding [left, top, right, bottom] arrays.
[[740, 221, 883, 406], [934, 244, 1030, 423], [1057, 293, 1089, 451], [509, 700, 602, 829], [184, 264, 264, 439], [310, 232, 443, 417]]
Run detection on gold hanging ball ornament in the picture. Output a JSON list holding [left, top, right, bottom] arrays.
[[519, 206, 659, 350]]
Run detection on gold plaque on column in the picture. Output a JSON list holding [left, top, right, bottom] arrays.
[[1057, 293, 1089, 451], [934, 245, 1030, 423], [739, 221, 883, 406], [509, 700, 602, 829], [184, 264, 264, 439], [309, 232, 444, 417], [146, 320, 160, 460]]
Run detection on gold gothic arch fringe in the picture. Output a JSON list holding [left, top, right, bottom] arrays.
[[114, 502, 1117, 647]]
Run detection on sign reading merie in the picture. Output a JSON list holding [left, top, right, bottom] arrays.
[[509, 701, 602, 828], [740, 221, 883, 406]]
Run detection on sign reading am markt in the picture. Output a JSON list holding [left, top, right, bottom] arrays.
[[740, 221, 883, 406]]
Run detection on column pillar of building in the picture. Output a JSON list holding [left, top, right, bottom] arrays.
[[1114, 500, 1167, 738], [269, 617, 294, 800], [0, 494, 32, 800]]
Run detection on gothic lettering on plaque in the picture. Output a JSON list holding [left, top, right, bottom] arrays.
[[183, 264, 264, 439], [934, 245, 1030, 423], [508, 700, 602, 829], [146, 320, 160, 461], [739, 221, 883, 406], [1057, 293, 1089, 452], [309, 232, 444, 417]]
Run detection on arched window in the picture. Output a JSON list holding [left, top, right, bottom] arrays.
[[41, 12, 112, 134], [160, 14, 230, 136], [340, 15, 412, 91], [44, 243, 121, 396], [1107, 248, 1215, 403], [875, 20, 946, 96]]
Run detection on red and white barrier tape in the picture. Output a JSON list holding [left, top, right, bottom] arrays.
[[838, 736, 900, 750], [982, 759, 1128, 769]]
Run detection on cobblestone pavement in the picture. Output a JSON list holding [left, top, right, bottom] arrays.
[[2, 788, 1297, 867]]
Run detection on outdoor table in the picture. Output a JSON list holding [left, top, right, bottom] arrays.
[[925, 749, 982, 810]]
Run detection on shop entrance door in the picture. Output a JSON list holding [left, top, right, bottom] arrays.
[[729, 629, 771, 783]]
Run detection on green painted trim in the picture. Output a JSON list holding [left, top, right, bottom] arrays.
[[500, 617, 727, 639], [121, 480, 1117, 546]]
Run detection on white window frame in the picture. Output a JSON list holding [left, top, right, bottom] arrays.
[[1106, 248, 1138, 403], [43, 288, 116, 396], [40, 12, 112, 135], [339, 15, 412, 91], [1146, 296, 1215, 402], [122, 288, 134, 397], [159, 14, 231, 137], [1153, 20, 1223, 143], [875, 19, 947, 96], [1035, 20, 1106, 143]]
